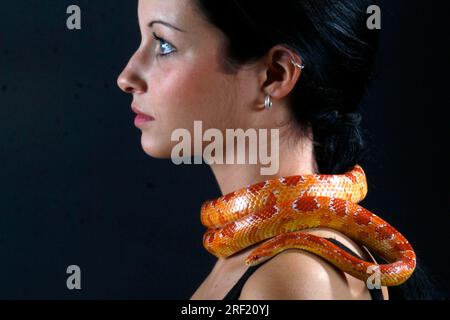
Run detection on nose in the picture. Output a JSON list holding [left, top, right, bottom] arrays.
[[117, 60, 147, 94]]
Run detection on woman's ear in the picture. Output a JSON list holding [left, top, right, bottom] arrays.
[[257, 45, 304, 101]]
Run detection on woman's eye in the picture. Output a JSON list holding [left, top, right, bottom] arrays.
[[152, 33, 176, 57]]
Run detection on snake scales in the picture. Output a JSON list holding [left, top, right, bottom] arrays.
[[201, 165, 416, 286]]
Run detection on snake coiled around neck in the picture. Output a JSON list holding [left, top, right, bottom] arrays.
[[201, 165, 416, 286]]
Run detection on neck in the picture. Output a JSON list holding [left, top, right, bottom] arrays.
[[209, 127, 319, 195]]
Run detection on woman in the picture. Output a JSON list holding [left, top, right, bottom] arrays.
[[117, 0, 430, 300]]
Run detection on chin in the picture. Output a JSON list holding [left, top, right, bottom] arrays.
[[140, 137, 172, 159]]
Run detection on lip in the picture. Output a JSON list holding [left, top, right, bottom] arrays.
[[131, 104, 155, 126]]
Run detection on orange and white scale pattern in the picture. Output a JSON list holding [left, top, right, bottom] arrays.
[[200, 165, 416, 286]]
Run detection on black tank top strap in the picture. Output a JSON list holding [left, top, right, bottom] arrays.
[[223, 237, 385, 300], [326, 237, 385, 300], [222, 255, 272, 300]]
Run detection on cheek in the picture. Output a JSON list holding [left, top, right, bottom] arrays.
[[151, 60, 236, 131]]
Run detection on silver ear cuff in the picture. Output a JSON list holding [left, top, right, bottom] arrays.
[[291, 59, 305, 69]]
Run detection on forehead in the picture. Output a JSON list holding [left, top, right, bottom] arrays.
[[138, 0, 194, 26]]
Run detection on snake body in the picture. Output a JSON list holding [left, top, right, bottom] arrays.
[[201, 165, 416, 286]]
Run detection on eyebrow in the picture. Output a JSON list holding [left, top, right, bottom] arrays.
[[148, 20, 186, 33]]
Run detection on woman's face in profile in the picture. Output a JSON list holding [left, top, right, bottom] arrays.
[[117, 0, 259, 158]]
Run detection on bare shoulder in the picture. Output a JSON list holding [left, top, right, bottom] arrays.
[[239, 228, 379, 300]]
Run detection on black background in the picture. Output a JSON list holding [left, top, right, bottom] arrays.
[[0, 0, 449, 299]]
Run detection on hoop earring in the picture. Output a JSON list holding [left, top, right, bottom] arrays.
[[264, 94, 273, 110]]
